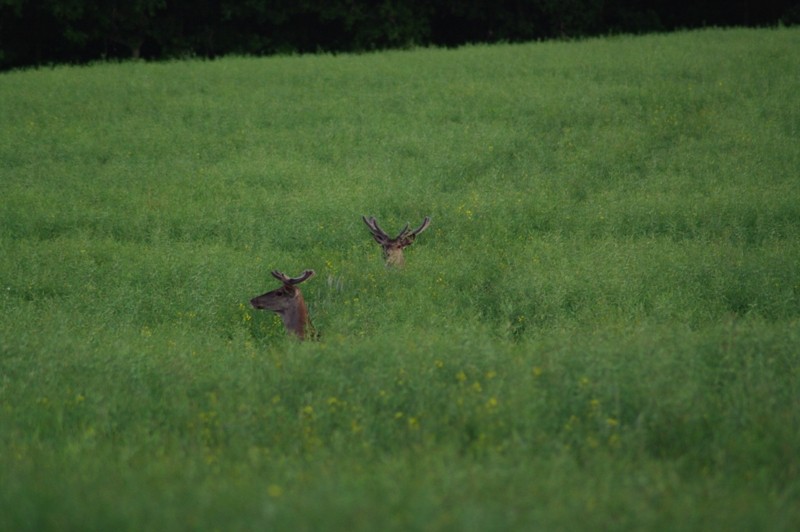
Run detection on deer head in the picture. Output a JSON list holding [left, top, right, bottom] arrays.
[[250, 269, 316, 339], [362, 215, 430, 267]]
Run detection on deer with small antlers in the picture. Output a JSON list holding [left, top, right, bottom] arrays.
[[250, 270, 316, 339], [362, 215, 431, 267]]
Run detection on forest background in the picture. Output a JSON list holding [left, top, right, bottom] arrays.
[[2, 0, 799, 71]]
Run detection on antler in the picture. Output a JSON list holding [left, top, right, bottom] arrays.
[[398, 217, 431, 241], [271, 270, 316, 285], [363, 215, 431, 266], [362, 216, 390, 244], [253, 269, 316, 339], [363, 216, 431, 241]]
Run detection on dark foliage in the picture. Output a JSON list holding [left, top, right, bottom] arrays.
[[1, 0, 798, 70]]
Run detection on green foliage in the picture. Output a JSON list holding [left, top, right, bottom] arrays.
[[1, 28, 799, 530]]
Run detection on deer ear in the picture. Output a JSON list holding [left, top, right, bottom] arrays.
[[398, 234, 417, 248], [398, 217, 430, 247]]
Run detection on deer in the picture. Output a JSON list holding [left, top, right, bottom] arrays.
[[362, 215, 431, 267], [250, 270, 316, 339]]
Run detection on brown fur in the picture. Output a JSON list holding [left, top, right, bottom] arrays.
[[250, 270, 315, 339], [362, 216, 430, 267]]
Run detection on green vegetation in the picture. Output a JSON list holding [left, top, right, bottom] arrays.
[[1, 27, 799, 530]]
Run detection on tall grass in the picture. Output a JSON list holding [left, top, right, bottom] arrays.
[[1, 27, 799, 530]]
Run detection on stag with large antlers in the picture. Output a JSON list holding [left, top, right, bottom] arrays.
[[362, 215, 431, 267], [250, 270, 316, 339]]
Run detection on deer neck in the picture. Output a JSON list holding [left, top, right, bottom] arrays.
[[384, 248, 405, 267], [280, 295, 310, 339]]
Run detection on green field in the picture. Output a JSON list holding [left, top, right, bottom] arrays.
[[1, 27, 799, 530]]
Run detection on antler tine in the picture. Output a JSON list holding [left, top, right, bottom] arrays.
[[271, 269, 315, 285], [271, 270, 291, 284], [395, 222, 411, 239], [288, 269, 316, 285], [411, 216, 431, 236], [363, 215, 391, 240], [363, 215, 381, 234], [398, 217, 430, 240]]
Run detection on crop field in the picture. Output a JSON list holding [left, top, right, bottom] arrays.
[[1, 27, 799, 530]]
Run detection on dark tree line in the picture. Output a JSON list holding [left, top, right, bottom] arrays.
[[1, 0, 798, 71]]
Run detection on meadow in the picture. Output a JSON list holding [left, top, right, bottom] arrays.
[[1, 27, 799, 530]]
